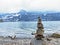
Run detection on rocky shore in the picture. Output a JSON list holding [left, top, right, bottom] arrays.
[[30, 32, 60, 45], [0, 36, 31, 45], [0, 32, 60, 45]]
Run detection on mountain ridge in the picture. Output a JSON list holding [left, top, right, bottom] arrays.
[[0, 10, 60, 22]]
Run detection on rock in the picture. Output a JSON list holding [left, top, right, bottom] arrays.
[[51, 33, 60, 38], [8, 35, 16, 40], [30, 38, 44, 45], [35, 17, 44, 40], [35, 35, 44, 40], [47, 38, 52, 41]]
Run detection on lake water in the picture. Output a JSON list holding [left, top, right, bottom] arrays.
[[0, 21, 60, 38]]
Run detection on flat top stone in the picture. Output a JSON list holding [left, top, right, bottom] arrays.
[[30, 38, 43, 45]]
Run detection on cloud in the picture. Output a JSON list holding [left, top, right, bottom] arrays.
[[0, 0, 60, 13], [24, 0, 60, 11], [0, 0, 22, 13]]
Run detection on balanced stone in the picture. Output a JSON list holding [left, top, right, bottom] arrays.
[[35, 17, 44, 40]]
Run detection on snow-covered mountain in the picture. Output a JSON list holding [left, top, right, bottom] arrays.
[[0, 10, 60, 22]]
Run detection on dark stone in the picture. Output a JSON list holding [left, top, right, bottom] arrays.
[[35, 35, 44, 40]]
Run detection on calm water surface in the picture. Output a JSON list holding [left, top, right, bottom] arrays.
[[0, 21, 60, 38]]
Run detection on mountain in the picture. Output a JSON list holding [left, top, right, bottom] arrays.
[[0, 10, 60, 22]]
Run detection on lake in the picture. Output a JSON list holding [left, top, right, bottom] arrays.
[[0, 21, 60, 38]]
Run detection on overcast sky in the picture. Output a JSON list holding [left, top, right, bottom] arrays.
[[0, 0, 60, 13]]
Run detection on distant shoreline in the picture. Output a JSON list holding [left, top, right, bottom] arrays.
[[1, 20, 60, 22]]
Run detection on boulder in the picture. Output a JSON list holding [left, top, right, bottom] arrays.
[[51, 33, 60, 38]]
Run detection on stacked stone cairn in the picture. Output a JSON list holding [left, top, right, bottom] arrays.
[[35, 17, 44, 40]]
